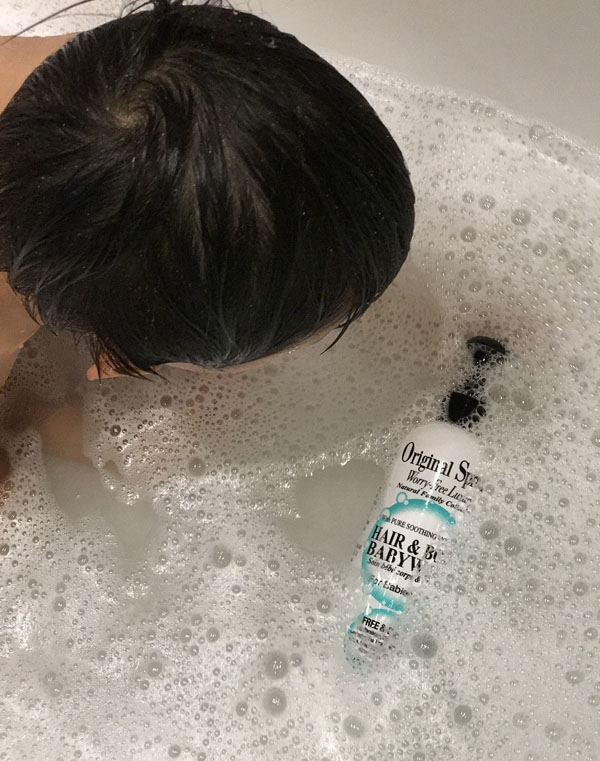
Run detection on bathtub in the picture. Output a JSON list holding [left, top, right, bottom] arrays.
[[1, 2, 599, 760]]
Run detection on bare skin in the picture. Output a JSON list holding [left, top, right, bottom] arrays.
[[0, 34, 77, 113]]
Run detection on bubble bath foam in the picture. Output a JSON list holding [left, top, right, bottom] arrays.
[[0, 55, 599, 761]]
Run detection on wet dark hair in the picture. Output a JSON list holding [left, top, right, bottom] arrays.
[[0, 0, 415, 376]]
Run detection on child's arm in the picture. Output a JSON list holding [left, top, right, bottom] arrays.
[[2, 396, 98, 509], [7, 394, 91, 465]]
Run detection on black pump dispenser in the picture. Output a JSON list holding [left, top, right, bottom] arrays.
[[445, 336, 507, 426]]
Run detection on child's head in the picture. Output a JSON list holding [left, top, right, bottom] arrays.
[[0, 0, 415, 377]]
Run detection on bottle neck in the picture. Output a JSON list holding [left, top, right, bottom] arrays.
[[441, 336, 507, 427]]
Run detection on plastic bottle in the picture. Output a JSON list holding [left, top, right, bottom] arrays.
[[344, 336, 507, 664]]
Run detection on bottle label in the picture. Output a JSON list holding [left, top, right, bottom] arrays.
[[359, 422, 480, 610], [345, 423, 480, 665], [362, 492, 455, 610], [383, 422, 480, 514], [344, 607, 400, 667]]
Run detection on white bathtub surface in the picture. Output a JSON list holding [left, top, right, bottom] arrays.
[[2, 0, 599, 146], [255, 0, 600, 148], [1, 4, 599, 760]]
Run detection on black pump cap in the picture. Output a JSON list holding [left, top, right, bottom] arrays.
[[446, 336, 507, 425]]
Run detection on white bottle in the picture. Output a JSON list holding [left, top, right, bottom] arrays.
[[344, 336, 506, 665]]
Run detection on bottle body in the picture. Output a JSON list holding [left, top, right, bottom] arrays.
[[345, 421, 480, 663]]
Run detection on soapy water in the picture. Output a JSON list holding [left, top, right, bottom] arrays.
[[0, 53, 599, 761]]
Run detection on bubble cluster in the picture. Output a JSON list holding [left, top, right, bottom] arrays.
[[0, 54, 599, 761], [411, 632, 439, 658]]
